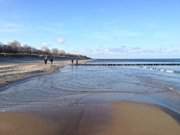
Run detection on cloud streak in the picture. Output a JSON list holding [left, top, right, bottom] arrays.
[[0, 22, 24, 33], [78, 46, 180, 58]]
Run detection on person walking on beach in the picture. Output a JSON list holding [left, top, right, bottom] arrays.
[[71, 59, 74, 65], [50, 56, 54, 64], [76, 58, 78, 65], [44, 56, 48, 64]]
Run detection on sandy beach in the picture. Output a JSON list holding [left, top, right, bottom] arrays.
[[1, 0, 180, 134], [0, 59, 179, 135], [0, 60, 88, 87], [0, 102, 179, 135]]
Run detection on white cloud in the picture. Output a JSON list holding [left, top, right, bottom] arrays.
[[57, 37, 65, 44]]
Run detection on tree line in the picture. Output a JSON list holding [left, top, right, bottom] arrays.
[[0, 40, 67, 56]]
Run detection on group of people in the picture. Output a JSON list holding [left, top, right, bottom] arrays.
[[71, 59, 79, 65], [44, 56, 54, 64], [44, 56, 79, 65]]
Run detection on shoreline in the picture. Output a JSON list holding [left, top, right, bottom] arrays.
[[0, 60, 89, 89], [0, 101, 179, 135], [0, 60, 180, 135]]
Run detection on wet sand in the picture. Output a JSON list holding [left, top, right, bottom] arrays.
[[0, 102, 179, 135], [0, 60, 88, 87]]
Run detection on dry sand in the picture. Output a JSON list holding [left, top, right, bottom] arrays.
[[0, 102, 179, 135]]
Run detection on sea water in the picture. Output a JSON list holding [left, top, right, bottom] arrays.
[[0, 59, 180, 114]]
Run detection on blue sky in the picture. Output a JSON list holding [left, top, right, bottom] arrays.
[[0, 0, 180, 58]]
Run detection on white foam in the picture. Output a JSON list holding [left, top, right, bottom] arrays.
[[165, 70, 174, 73], [160, 69, 165, 72]]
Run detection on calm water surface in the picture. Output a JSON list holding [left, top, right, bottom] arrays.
[[0, 60, 180, 114]]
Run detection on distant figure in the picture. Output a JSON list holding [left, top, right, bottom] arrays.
[[76, 59, 78, 65], [50, 56, 54, 64], [44, 56, 48, 64], [71, 59, 74, 65]]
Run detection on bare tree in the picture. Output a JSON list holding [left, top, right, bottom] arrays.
[[0, 42, 3, 53], [51, 48, 59, 56], [0, 40, 88, 59], [41, 46, 50, 55], [23, 44, 32, 54], [7, 40, 22, 53], [58, 50, 66, 56]]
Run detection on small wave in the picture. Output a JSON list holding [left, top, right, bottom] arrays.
[[141, 66, 178, 74], [160, 69, 166, 72], [165, 69, 174, 73], [155, 68, 174, 73]]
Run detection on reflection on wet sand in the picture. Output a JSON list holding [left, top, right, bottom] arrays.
[[0, 102, 179, 135]]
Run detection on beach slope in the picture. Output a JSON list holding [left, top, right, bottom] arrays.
[[0, 102, 179, 135]]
